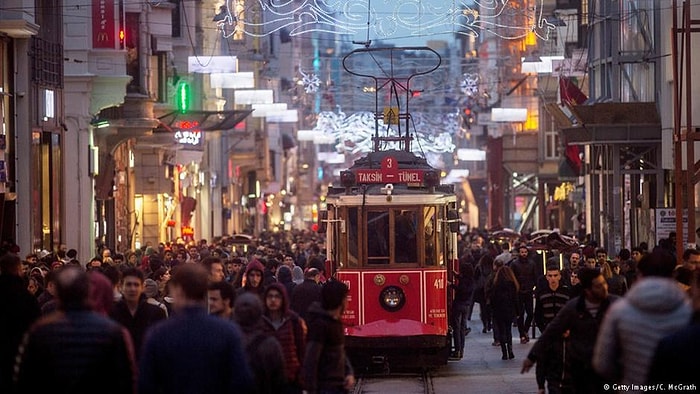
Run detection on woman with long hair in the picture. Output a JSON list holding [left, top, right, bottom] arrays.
[[490, 263, 520, 360]]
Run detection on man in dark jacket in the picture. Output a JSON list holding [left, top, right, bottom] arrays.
[[511, 245, 537, 343], [14, 267, 135, 394], [0, 253, 40, 394], [533, 264, 571, 394], [139, 264, 252, 394], [302, 280, 354, 394], [290, 268, 322, 320], [449, 263, 474, 360], [522, 267, 618, 394], [110, 268, 166, 359]]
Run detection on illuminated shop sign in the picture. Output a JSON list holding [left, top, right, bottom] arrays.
[[173, 121, 204, 148]]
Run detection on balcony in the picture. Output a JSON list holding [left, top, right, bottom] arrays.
[[0, 0, 39, 38]]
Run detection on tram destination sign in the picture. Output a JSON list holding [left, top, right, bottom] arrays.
[[353, 156, 424, 184]]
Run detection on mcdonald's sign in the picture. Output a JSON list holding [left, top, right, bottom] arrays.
[[92, 0, 115, 49]]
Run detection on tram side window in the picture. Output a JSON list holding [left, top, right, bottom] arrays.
[[394, 209, 418, 263], [347, 207, 359, 267], [367, 211, 389, 264], [424, 207, 436, 266]]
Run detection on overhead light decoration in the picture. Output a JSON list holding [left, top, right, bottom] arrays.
[[311, 109, 457, 155], [214, 0, 555, 41], [299, 68, 321, 93], [460, 74, 479, 97]]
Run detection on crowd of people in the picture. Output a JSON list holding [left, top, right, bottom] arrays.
[[452, 229, 700, 393], [0, 230, 356, 394]]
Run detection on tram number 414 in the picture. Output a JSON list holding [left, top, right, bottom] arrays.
[[433, 278, 445, 289]]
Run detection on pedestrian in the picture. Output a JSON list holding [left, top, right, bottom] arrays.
[[291, 268, 322, 320], [109, 267, 167, 360], [473, 254, 494, 334], [277, 265, 297, 298], [143, 279, 168, 317], [263, 283, 307, 393], [560, 251, 581, 288], [236, 259, 266, 300], [593, 250, 692, 392], [139, 264, 252, 394], [292, 265, 304, 285], [510, 245, 537, 344], [450, 262, 474, 360], [234, 293, 286, 394], [0, 253, 40, 394], [604, 261, 628, 296], [229, 257, 246, 289], [14, 267, 135, 394], [522, 267, 619, 394], [302, 280, 355, 394], [490, 262, 519, 360], [648, 270, 700, 386], [208, 280, 236, 321], [202, 256, 226, 283], [533, 264, 571, 393]]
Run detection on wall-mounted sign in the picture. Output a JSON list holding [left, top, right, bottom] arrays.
[[173, 120, 203, 148], [92, 0, 115, 49]]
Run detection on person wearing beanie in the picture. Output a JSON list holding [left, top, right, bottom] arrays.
[[292, 266, 304, 286], [143, 279, 168, 317], [302, 280, 355, 394]]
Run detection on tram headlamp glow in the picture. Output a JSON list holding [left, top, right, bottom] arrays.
[[379, 286, 406, 312], [423, 170, 439, 188]]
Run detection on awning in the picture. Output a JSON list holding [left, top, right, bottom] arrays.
[[157, 110, 253, 132], [562, 102, 661, 144]]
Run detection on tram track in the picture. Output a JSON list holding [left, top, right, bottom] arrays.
[[352, 370, 435, 394]]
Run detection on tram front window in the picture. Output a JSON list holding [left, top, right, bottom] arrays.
[[424, 207, 437, 266], [367, 212, 389, 264], [395, 209, 418, 263]]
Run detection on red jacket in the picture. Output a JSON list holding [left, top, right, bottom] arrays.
[[263, 283, 307, 386]]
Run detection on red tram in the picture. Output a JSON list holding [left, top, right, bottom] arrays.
[[322, 47, 460, 370]]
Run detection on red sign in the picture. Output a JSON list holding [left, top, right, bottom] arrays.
[[92, 0, 115, 49], [424, 270, 448, 334], [337, 272, 360, 327], [354, 156, 424, 184]]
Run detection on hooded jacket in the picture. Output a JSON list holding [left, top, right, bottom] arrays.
[[262, 283, 307, 386], [593, 277, 692, 389], [236, 259, 266, 300]]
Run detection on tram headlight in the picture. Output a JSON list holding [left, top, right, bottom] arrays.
[[340, 171, 355, 187], [379, 286, 406, 312]]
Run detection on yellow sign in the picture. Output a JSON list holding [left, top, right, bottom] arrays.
[[554, 182, 575, 201], [383, 107, 400, 125]]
